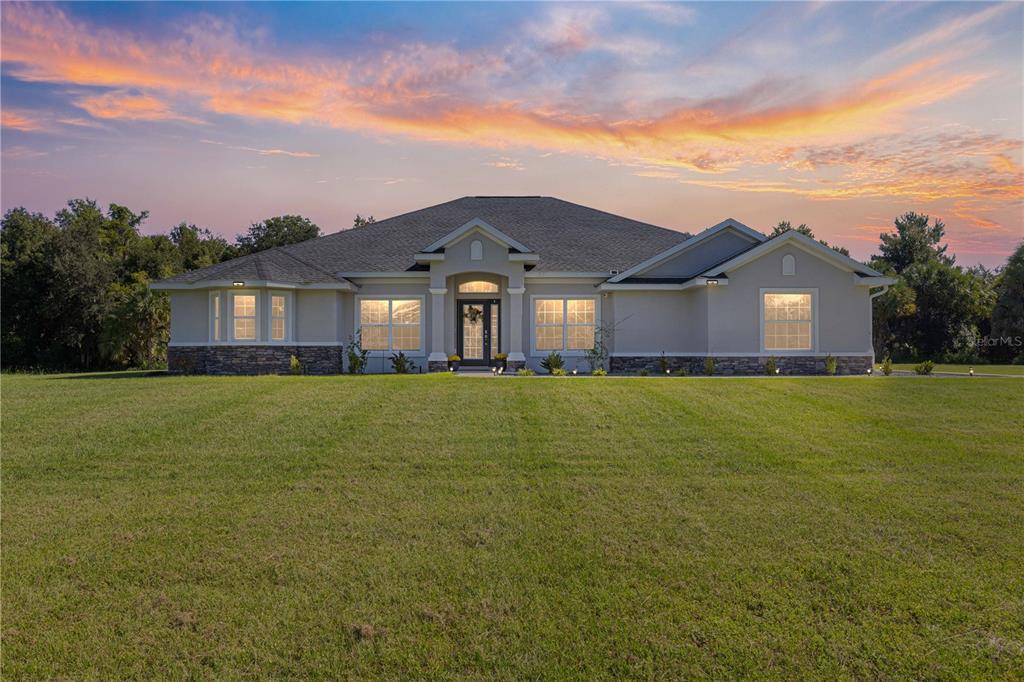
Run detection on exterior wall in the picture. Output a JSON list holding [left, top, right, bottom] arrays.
[[295, 290, 340, 343], [611, 290, 707, 356], [708, 246, 873, 356], [169, 291, 210, 343], [641, 230, 757, 278]]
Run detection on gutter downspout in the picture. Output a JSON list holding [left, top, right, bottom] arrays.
[[870, 285, 889, 299]]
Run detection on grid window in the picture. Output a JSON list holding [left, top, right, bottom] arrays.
[[359, 299, 421, 352], [271, 295, 287, 341], [233, 294, 256, 341], [534, 298, 595, 352], [763, 293, 813, 350]]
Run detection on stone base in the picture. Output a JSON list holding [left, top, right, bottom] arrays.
[[610, 355, 872, 376], [505, 360, 526, 373], [428, 361, 449, 373], [168, 345, 343, 375]]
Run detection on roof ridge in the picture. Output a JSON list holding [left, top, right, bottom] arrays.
[[253, 252, 268, 280]]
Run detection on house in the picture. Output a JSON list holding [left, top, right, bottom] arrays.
[[151, 196, 894, 375]]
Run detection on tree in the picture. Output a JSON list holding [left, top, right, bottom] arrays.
[[1, 208, 59, 366], [353, 214, 376, 228], [991, 242, 1024, 361], [878, 212, 951, 274], [771, 220, 851, 257], [235, 215, 320, 254], [169, 222, 233, 271]]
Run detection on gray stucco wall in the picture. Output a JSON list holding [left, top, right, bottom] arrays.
[[295, 290, 340, 343], [641, 229, 758, 278], [612, 290, 707, 355], [709, 246, 873, 355], [169, 290, 210, 343]]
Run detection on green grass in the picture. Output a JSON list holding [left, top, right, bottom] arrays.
[[3, 373, 1023, 679], [890, 363, 1024, 376]]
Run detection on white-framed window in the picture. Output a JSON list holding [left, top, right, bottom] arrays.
[[357, 297, 423, 353], [532, 297, 596, 354], [232, 292, 257, 341], [458, 280, 499, 294], [762, 290, 815, 351], [210, 292, 221, 342], [271, 294, 287, 341]]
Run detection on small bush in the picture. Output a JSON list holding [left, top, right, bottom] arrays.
[[551, 367, 567, 376], [289, 354, 302, 375], [881, 355, 893, 376], [765, 357, 777, 376], [540, 351, 564, 374], [346, 331, 369, 374], [592, 368, 607, 376], [703, 357, 715, 376], [674, 367, 688, 377], [516, 367, 536, 376], [657, 352, 670, 374], [1013, 353, 1024, 365], [914, 360, 935, 375], [390, 351, 415, 374], [824, 354, 837, 376], [639, 368, 649, 377]]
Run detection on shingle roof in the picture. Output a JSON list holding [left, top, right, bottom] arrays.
[[162, 244, 350, 285], [159, 196, 692, 285]]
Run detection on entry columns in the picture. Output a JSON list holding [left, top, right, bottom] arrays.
[[428, 287, 447, 370]]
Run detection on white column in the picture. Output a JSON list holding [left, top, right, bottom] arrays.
[[507, 286, 526, 363], [428, 288, 447, 362]]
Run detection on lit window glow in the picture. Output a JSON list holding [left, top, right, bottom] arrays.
[[764, 293, 812, 350], [271, 294, 287, 341], [534, 298, 595, 352], [359, 299, 421, 351], [233, 294, 256, 341], [458, 280, 498, 293]]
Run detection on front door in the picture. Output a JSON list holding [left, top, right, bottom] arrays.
[[458, 300, 500, 366]]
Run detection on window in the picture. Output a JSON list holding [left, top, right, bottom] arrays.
[[271, 294, 287, 341], [233, 294, 256, 341], [534, 298, 595, 352], [211, 293, 221, 341], [359, 298, 421, 352], [458, 280, 499, 293], [764, 292, 812, 350]]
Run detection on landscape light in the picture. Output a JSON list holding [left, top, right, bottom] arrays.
[[969, 367, 974, 376], [232, 281, 244, 287], [666, 369, 671, 375], [572, 368, 578, 375], [775, 367, 780, 375], [498, 367, 503, 375], [448, 366, 453, 372], [491, 366, 497, 374], [867, 367, 872, 375]]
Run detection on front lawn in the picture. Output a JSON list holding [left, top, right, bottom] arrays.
[[890, 363, 1024, 376], [3, 373, 1022, 678]]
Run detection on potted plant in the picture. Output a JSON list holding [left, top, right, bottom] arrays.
[[447, 354, 461, 371], [494, 352, 508, 371]]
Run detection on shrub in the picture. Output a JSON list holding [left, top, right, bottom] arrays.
[[674, 367, 688, 377], [703, 357, 715, 376], [346, 331, 369, 374], [1013, 353, 1024, 365], [639, 368, 649, 377], [516, 367, 536, 376], [765, 357, 778, 376], [289, 354, 302, 375], [881, 355, 893, 376], [824, 354, 837, 376], [592, 367, 607, 376], [390, 351, 415, 374], [540, 351, 564, 374], [914, 360, 935, 375], [657, 352, 670, 374], [551, 367, 567, 376]]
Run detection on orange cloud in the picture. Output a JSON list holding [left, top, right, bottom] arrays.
[[73, 91, 204, 124], [1, 110, 43, 131]]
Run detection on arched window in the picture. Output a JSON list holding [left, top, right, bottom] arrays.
[[782, 254, 796, 276], [470, 239, 483, 260], [458, 280, 499, 293]]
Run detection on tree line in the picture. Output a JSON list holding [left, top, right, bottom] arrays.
[[2, 199, 1021, 371]]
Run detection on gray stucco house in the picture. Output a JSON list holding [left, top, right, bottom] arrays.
[[152, 196, 894, 375]]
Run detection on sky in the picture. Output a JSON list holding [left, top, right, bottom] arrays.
[[1, 1, 1022, 267]]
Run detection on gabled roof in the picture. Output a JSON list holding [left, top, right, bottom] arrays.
[[701, 229, 886, 278], [154, 196, 693, 285], [607, 218, 764, 283], [420, 218, 533, 254]]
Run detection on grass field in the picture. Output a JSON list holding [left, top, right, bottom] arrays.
[[890, 363, 1024, 376], [3, 373, 1023, 679]]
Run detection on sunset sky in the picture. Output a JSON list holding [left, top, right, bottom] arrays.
[[2, 1, 1021, 266]]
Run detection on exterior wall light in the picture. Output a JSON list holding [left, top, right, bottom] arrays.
[[705, 279, 719, 286], [232, 281, 244, 287]]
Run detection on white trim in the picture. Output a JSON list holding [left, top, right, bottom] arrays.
[[428, 287, 448, 295], [413, 253, 445, 262], [152, 279, 356, 291], [353, 294, 427, 357], [268, 290, 294, 343], [609, 351, 874, 357], [209, 291, 222, 343], [421, 218, 533, 254], [759, 288, 818, 354], [608, 218, 765, 283], [855, 274, 897, 287], [528, 294, 601, 357], [507, 287, 526, 295], [170, 341, 347, 347], [598, 276, 729, 291], [703, 230, 884, 278], [338, 271, 429, 279], [525, 271, 610, 279]]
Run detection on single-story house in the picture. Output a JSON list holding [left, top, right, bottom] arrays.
[[152, 196, 894, 375]]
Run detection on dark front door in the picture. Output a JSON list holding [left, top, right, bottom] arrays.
[[458, 300, 500, 366]]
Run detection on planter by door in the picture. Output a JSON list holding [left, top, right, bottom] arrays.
[[458, 299, 500, 367]]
